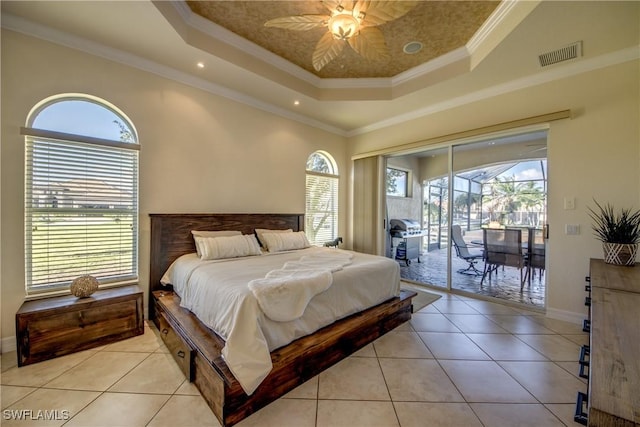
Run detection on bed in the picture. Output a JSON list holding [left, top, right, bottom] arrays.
[[149, 213, 416, 426]]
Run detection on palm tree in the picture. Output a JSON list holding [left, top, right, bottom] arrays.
[[518, 182, 545, 226], [484, 175, 522, 225], [453, 191, 482, 229], [387, 168, 407, 195], [484, 176, 545, 226]]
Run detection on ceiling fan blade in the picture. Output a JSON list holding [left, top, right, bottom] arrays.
[[358, 1, 417, 27], [348, 27, 389, 61], [313, 32, 346, 71], [264, 15, 328, 31]]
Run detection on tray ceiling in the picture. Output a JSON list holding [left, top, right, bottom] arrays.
[[3, 1, 636, 132], [185, 1, 500, 79]]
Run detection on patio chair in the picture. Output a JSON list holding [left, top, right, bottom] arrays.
[[481, 228, 526, 288], [451, 225, 483, 275], [525, 228, 545, 286]]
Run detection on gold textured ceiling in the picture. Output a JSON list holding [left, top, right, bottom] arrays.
[[186, 1, 500, 79]]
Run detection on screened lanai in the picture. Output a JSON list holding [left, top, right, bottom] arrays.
[[405, 158, 547, 308], [386, 129, 549, 308], [424, 159, 547, 252], [458, 160, 546, 228]]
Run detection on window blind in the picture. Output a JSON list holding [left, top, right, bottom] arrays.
[[25, 135, 138, 295], [305, 172, 338, 246]]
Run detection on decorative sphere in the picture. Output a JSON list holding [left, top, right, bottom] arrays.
[[70, 275, 99, 298]]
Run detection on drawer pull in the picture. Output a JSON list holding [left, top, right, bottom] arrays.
[[579, 345, 590, 379], [177, 350, 185, 359], [162, 328, 169, 335], [574, 391, 588, 425]]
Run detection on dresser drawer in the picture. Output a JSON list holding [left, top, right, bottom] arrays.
[[27, 300, 138, 355], [157, 309, 194, 380]]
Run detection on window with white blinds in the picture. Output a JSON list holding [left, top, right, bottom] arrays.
[[305, 151, 339, 246], [24, 95, 139, 295]]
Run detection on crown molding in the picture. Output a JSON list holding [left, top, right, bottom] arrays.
[[1, 12, 347, 137], [467, 0, 522, 53], [4, 10, 637, 138], [392, 46, 470, 86], [170, 0, 322, 87], [162, 0, 519, 95], [348, 45, 640, 137], [176, 5, 396, 92]]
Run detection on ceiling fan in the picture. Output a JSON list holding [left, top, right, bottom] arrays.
[[264, 0, 417, 71]]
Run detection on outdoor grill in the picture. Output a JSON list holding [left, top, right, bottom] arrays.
[[389, 219, 423, 237], [389, 219, 427, 265]]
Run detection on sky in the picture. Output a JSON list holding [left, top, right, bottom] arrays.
[[32, 100, 135, 142]]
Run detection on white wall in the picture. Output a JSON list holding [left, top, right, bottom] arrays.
[[1, 30, 638, 350], [348, 59, 640, 322], [0, 30, 347, 348]]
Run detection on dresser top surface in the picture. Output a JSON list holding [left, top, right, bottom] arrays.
[[17, 285, 142, 314], [590, 258, 640, 293]]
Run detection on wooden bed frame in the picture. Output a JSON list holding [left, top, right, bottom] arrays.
[[149, 213, 416, 427]]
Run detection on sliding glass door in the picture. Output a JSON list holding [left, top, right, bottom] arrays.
[[420, 176, 449, 288], [450, 132, 548, 308], [381, 130, 548, 308]]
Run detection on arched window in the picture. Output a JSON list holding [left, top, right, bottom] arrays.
[[23, 94, 139, 295], [305, 151, 339, 246]]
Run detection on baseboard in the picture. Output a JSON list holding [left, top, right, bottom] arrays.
[[1, 335, 17, 354], [545, 307, 585, 325]]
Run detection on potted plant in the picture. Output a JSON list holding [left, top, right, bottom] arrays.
[[588, 200, 640, 266]]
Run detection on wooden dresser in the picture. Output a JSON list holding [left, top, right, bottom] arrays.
[[584, 259, 640, 426], [16, 285, 144, 366]]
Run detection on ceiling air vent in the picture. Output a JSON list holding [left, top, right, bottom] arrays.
[[538, 41, 582, 67]]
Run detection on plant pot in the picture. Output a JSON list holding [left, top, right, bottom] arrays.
[[603, 242, 638, 266]]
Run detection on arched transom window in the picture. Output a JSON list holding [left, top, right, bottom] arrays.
[[305, 151, 339, 246], [23, 94, 139, 295]]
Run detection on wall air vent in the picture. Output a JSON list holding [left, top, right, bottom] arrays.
[[538, 41, 582, 67]]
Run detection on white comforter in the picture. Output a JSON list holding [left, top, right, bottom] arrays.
[[248, 249, 354, 322], [160, 247, 400, 395]]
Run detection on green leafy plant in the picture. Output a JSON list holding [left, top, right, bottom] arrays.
[[588, 200, 640, 244]]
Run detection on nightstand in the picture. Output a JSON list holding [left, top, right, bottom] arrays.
[[16, 285, 144, 366]]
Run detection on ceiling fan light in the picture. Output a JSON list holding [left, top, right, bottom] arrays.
[[328, 13, 360, 40]]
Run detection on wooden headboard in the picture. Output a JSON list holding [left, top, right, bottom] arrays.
[[148, 213, 304, 316]]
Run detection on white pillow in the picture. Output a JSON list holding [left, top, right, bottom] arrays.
[[192, 230, 242, 238], [261, 231, 310, 252], [191, 230, 241, 257], [199, 234, 262, 260], [255, 228, 292, 248]]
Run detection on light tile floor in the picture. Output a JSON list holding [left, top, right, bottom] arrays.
[[1, 290, 588, 427]]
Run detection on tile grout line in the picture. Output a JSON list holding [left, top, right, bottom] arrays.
[[411, 305, 487, 427], [371, 338, 403, 427], [426, 301, 579, 426], [464, 310, 586, 426], [3, 309, 586, 426]]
